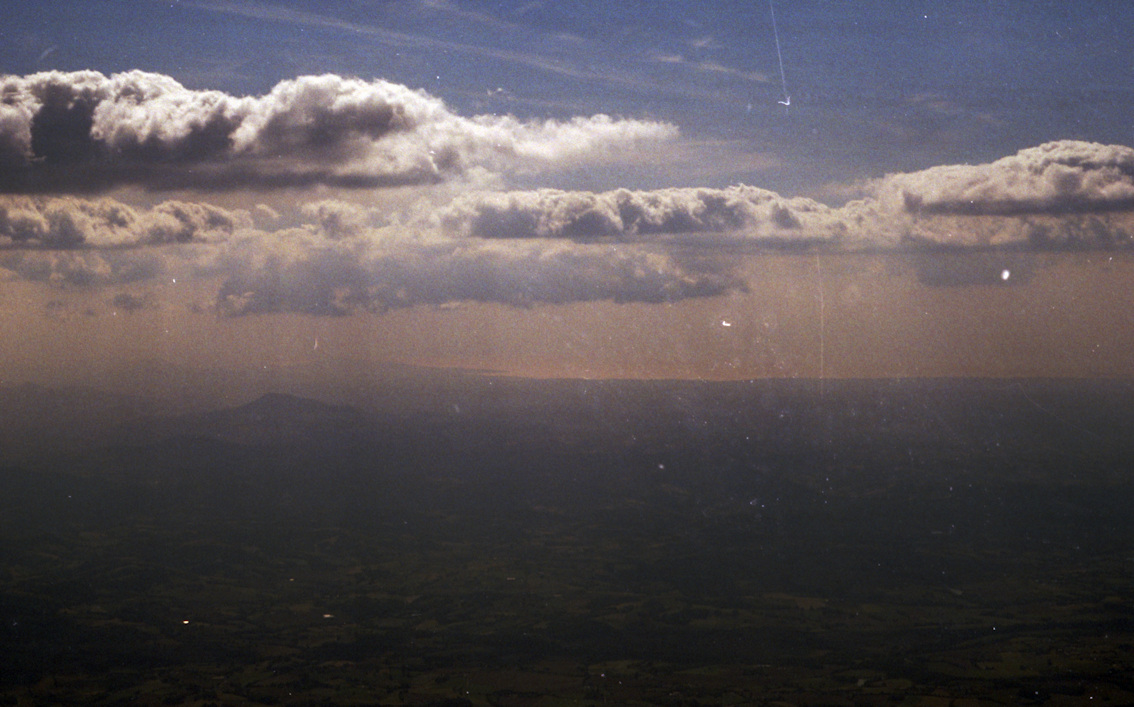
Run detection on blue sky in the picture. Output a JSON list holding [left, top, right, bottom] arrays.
[[5, 0, 1133, 195]]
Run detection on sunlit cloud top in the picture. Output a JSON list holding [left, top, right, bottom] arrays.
[[0, 71, 676, 192]]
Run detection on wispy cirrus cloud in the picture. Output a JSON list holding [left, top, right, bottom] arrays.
[[651, 54, 770, 84], [174, 0, 710, 100], [177, 0, 576, 78], [172, 0, 763, 106]]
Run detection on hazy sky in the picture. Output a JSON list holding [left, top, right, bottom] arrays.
[[2, 0, 1134, 391]]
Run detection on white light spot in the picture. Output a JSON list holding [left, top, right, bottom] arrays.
[[1000, 269, 1010, 281], [323, 613, 334, 619], [721, 320, 732, 327], [182, 619, 190, 625]]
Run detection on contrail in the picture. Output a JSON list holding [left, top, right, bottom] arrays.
[[769, 0, 790, 105]]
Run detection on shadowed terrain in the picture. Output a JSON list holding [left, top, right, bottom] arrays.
[[2, 377, 1132, 705]]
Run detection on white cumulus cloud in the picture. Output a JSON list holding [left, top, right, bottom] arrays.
[[0, 71, 677, 192]]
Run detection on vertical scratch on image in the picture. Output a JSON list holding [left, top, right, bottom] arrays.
[[815, 250, 825, 395]]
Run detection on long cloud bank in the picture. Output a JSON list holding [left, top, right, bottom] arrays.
[[0, 196, 248, 248], [0, 70, 676, 192], [0, 196, 739, 309], [429, 141, 1134, 250], [434, 185, 844, 245], [428, 159, 1134, 251], [211, 233, 737, 316], [883, 141, 1134, 217], [3, 132, 1134, 313]]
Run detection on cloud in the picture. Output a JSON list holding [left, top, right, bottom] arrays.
[[0, 195, 251, 248], [300, 200, 379, 240], [0, 71, 677, 192], [180, 1, 736, 106], [440, 143, 1134, 251], [5, 194, 742, 315], [650, 54, 770, 83], [433, 185, 846, 246], [880, 141, 1134, 217], [110, 292, 150, 313], [861, 141, 1134, 249], [3, 139, 1134, 315], [211, 228, 739, 316], [1, 189, 744, 313], [0, 249, 164, 287]]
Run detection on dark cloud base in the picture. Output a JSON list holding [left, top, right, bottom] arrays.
[[905, 195, 1134, 218], [0, 163, 448, 195]]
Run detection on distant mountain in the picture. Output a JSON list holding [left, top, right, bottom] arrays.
[[217, 391, 362, 426]]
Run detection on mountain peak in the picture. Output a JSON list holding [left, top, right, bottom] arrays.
[[227, 392, 361, 423]]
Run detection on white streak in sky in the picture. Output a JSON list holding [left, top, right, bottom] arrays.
[[769, 0, 790, 105]]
